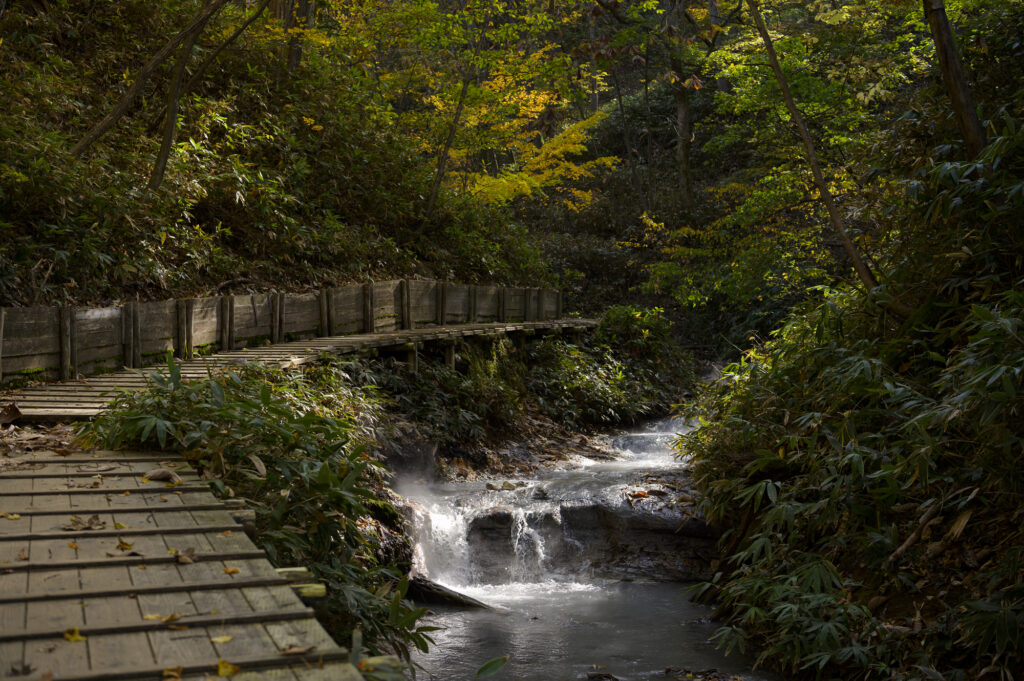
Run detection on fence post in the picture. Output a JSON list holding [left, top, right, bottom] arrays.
[[319, 289, 331, 337], [402, 279, 413, 330], [220, 295, 235, 351], [59, 307, 72, 381], [0, 308, 5, 383], [363, 282, 375, 333], [132, 301, 143, 368], [556, 290, 563, 319]]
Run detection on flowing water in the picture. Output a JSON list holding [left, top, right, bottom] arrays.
[[400, 418, 774, 681]]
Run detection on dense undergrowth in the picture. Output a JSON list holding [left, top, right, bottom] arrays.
[[683, 5, 1024, 679], [79, 306, 692, 659]]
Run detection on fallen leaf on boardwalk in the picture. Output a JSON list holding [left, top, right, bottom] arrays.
[[210, 635, 233, 644], [175, 547, 196, 564], [114, 522, 127, 529], [223, 567, 240, 575], [0, 403, 23, 426], [143, 614, 163, 621], [161, 666, 183, 680], [217, 659, 240, 677], [76, 464, 116, 473], [39, 672, 53, 681], [67, 541, 79, 550], [142, 468, 182, 484], [120, 491, 131, 496], [162, 612, 185, 623], [105, 550, 142, 557], [2, 513, 21, 520], [117, 537, 134, 551], [159, 496, 169, 502], [16, 549, 28, 561], [280, 644, 316, 655], [220, 530, 233, 536], [63, 627, 87, 642], [167, 624, 188, 631], [61, 514, 105, 531]]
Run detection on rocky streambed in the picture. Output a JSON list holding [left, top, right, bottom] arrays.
[[398, 417, 773, 681]]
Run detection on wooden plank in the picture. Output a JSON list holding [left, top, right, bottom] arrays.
[[0, 576, 290, 605], [191, 297, 221, 348], [138, 300, 176, 360], [330, 285, 363, 335], [234, 293, 275, 345], [408, 279, 437, 328], [282, 293, 319, 339]]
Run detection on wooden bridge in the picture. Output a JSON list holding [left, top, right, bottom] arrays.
[[0, 280, 594, 679]]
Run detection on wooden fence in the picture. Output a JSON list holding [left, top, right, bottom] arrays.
[[0, 280, 563, 385]]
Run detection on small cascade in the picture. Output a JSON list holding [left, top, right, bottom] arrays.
[[402, 417, 773, 681]]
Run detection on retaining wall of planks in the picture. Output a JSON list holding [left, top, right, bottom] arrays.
[[0, 280, 564, 385]]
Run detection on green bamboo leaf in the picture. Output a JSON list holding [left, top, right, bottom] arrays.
[[476, 656, 509, 678]]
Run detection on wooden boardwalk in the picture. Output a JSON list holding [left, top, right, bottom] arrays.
[[0, 441, 362, 680], [0, 317, 594, 679], [3, 319, 593, 423]]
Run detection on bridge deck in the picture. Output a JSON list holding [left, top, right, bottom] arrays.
[[3, 319, 594, 423], [0, 436, 362, 681]]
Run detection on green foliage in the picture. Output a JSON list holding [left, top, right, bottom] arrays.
[[529, 306, 694, 427], [78, 358, 434, 659], [685, 5, 1024, 674]]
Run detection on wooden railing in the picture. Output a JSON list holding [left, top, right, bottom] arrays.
[[0, 280, 563, 384]]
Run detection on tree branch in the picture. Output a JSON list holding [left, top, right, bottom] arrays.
[[70, 0, 232, 157]]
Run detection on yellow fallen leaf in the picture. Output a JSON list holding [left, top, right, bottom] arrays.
[[117, 537, 134, 551], [115, 522, 127, 529], [223, 567, 239, 575], [140, 478, 150, 483], [143, 614, 163, 621], [162, 612, 185, 623], [162, 666, 183, 680], [68, 541, 79, 549], [167, 624, 188, 631], [217, 659, 240, 677], [63, 627, 87, 642], [3, 513, 21, 520], [120, 491, 131, 496], [210, 635, 233, 644]]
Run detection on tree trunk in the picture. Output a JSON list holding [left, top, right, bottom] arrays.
[[747, 0, 912, 317], [424, 76, 471, 221], [70, 0, 231, 156], [149, 4, 211, 190], [673, 82, 695, 211], [709, 0, 731, 92], [150, 0, 273, 132], [922, 0, 986, 159], [286, 0, 315, 73]]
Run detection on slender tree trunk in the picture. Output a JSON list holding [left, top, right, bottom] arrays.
[[286, 0, 314, 73], [70, 0, 231, 156], [424, 76, 471, 221], [922, 0, 986, 159], [673, 84, 694, 211], [149, 4, 211, 190], [613, 68, 647, 211], [747, 0, 912, 316], [709, 0, 731, 92]]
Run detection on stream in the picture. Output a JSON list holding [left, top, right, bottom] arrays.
[[399, 417, 774, 681]]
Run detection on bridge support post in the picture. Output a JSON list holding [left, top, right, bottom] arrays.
[[444, 341, 455, 370]]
